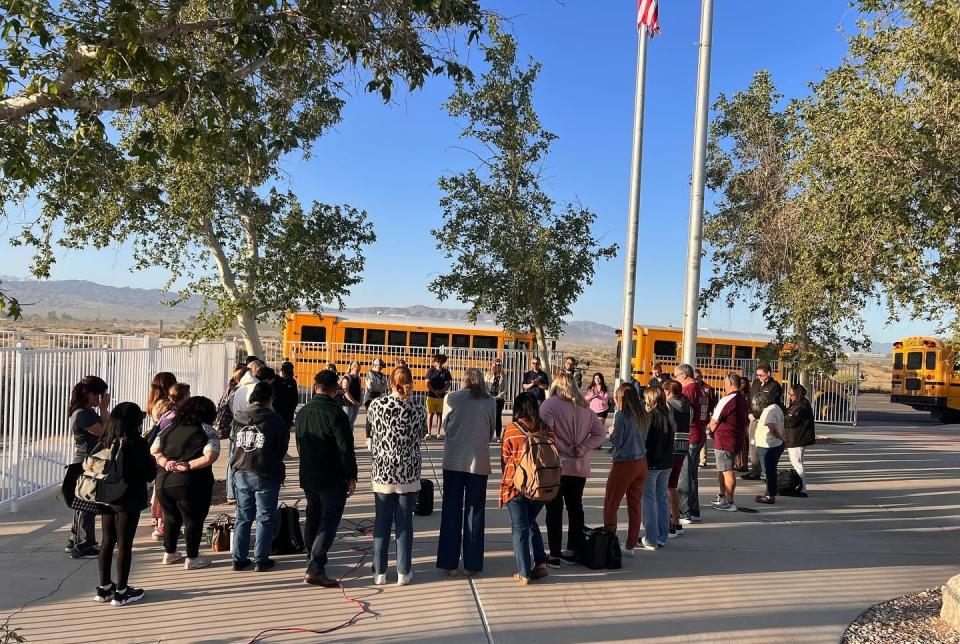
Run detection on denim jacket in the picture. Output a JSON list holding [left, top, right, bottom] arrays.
[[610, 410, 649, 462]]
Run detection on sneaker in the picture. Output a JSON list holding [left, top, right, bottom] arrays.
[[95, 583, 115, 603], [689, 515, 702, 523], [397, 571, 413, 586], [668, 527, 678, 539], [620, 546, 636, 558], [232, 559, 252, 571], [184, 555, 211, 570], [365, 438, 371, 450], [161, 552, 183, 565], [656, 543, 666, 549], [639, 541, 656, 551], [559, 551, 578, 565], [679, 516, 693, 525], [741, 472, 761, 481], [373, 573, 387, 585], [151, 529, 163, 541], [720, 502, 738, 512], [546, 557, 562, 569], [711, 495, 724, 506], [254, 559, 276, 573], [71, 546, 100, 559], [674, 524, 684, 535], [111, 586, 145, 607]]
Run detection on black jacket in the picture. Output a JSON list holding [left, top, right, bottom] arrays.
[[295, 394, 358, 491], [751, 378, 785, 412], [784, 398, 816, 448], [645, 410, 676, 470], [272, 376, 299, 427], [108, 435, 157, 511], [230, 404, 291, 482]]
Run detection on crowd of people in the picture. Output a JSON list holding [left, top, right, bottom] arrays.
[[64, 352, 815, 605]]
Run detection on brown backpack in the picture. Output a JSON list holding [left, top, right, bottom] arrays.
[[512, 422, 562, 502]]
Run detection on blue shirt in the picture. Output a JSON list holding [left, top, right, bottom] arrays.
[[610, 410, 649, 462]]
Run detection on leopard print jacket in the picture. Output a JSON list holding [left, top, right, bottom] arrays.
[[368, 395, 427, 490]]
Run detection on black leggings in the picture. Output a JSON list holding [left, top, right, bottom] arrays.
[[99, 509, 141, 587], [157, 481, 212, 558], [545, 475, 587, 557]]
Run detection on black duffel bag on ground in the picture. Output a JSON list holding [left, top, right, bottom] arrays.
[[777, 469, 805, 497]]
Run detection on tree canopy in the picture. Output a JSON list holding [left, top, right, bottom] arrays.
[[429, 21, 617, 368]]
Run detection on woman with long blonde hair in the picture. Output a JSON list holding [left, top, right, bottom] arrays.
[[602, 384, 650, 556], [641, 385, 677, 550], [367, 366, 427, 585], [540, 371, 605, 567]]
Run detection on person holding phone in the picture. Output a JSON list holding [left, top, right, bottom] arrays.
[[67, 375, 110, 558]]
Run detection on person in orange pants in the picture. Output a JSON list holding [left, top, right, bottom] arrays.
[[603, 384, 650, 556]]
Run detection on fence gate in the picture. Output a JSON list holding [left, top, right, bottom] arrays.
[[781, 362, 860, 426]]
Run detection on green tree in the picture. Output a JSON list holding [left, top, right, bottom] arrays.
[[0, 0, 483, 204], [702, 71, 875, 371], [0, 285, 21, 319], [798, 0, 960, 342], [429, 22, 617, 370]]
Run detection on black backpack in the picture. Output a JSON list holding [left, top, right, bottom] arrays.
[[777, 469, 804, 496], [272, 501, 306, 555], [414, 479, 434, 516], [214, 392, 236, 440]]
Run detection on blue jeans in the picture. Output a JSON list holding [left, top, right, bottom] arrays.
[[225, 437, 236, 501], [342, 405, 359, 427], [436, 470, 488, 573], [232, 472, 281, 562], [505, 495, 546, 578], [373, 492, 416, 576], [679, 441, 703, 518], [642, 468, 671, 547], [757, 444, 785, 498]]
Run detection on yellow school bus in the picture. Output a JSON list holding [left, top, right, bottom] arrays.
[[282, 311, 538, 392], [615, 325, 782, 388], [890, 337, 960, 422]]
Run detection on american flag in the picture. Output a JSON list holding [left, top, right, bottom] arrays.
[[637, 0, 661, 35]]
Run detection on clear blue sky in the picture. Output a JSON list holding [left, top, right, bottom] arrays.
[[0, 1, 940, 344]]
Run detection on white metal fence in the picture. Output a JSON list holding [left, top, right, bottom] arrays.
[[0, 340, 236, 511], [0, 331, 147, 350], [251, 339, 564, 407]]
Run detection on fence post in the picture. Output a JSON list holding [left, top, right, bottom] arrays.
[[9, 345, 24, 513]]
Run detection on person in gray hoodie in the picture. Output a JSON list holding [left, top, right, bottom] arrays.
[[226, 362, 261, 502], [230, 381, 290, 572]]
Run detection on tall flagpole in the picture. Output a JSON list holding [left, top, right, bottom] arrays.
[[617, 23, 650, 386], [681, 0, 715, 367]]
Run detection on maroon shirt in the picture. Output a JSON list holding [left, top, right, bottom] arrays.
[[712, 391, 748, 452], [683, 381, 711, 445]]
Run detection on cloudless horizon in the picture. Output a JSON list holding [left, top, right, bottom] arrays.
[[0, 1, 942, 345]]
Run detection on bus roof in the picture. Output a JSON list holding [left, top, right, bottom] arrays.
[[616, 325, 777, 344], [292, 311, 517, 334]]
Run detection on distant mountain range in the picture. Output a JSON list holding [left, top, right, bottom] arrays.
[[0, 276, 617, 344]]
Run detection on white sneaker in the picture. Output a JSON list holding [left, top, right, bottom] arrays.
[[398, 571, 413, 586], [720, 502, 738, 512], [151, 529, 163, 541], [184, 555, 211, 570], [639, 541, 657, 551], [620, 546, 636, 558], [366, 438, 371, 450], [373, 573, 387, 585], [161, 552, 183, 565]]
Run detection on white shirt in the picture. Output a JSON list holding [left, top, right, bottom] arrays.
[[755, 405, 784, 448]]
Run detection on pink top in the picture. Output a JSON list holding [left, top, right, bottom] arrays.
[[539, 397, 606, 478], [584, 387, 609, 415]]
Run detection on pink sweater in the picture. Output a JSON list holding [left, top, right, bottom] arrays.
[[584, 387, 609, 415], [539, 397, 606, 478]]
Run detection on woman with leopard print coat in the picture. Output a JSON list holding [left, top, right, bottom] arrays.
[[367, 366, 427, 586]]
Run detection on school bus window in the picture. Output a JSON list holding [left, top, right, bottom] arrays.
[[926, 351, 936, 371], [473, 335, 498, 349], [366, 329, 385, 346], [906, 352, 923, 370], [715, 344, 732, 359], [696, 343, 712, 358], [452, 334, 470, 348], [893, 352, 903, 369], [734, 346, 753, 360], [430, 333, 449, 348], [653, 340, 677, 358], [409, 332, 428, 347], [344, 327, 364, 345], [517, 341, 530, 350], [301, 325, 327, 343], [388, 330, 407, 346]]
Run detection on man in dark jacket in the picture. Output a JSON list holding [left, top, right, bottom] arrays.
[[231, 382, 291, 571], [272, 361, 300, 428], [296, 370, 358, 588], [744, 364, 785, 480]]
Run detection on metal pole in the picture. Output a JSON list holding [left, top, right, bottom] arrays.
[[617, 24, 650, 386], [681, 0, 715, 367]]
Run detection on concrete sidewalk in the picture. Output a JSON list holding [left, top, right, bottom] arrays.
[[1, 395, 958, 643]]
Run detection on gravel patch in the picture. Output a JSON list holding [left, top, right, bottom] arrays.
[[843, 589, 960, 644]]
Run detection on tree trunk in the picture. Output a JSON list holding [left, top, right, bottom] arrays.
[[533, 320, 551, 374], [237, 311, 264, 359]]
